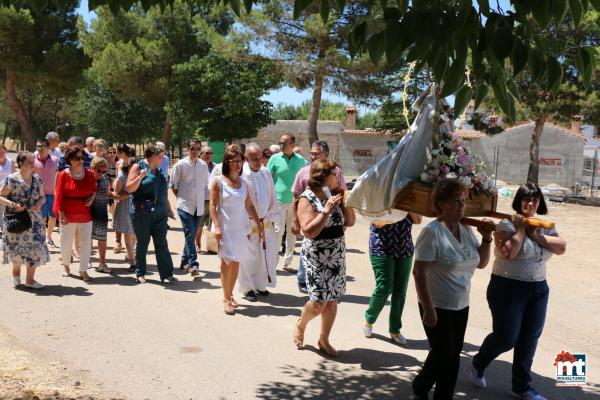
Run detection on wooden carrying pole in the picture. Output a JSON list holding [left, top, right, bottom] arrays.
[[461, 212, 555, 230]]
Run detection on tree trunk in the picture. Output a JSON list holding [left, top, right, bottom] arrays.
[[527, 115, 546, 185], [307, 72, 324, 145], [5, 68, 37, 151], [2, 120, 9, 146], [161, 110, 172, 146]]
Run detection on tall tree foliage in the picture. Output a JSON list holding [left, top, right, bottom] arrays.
[[168, 55, 281, 141], [78, 2, 236, 145], [12, 0, 596, 127], [0, 2, 88, 150], [243, 0, 404, 143]]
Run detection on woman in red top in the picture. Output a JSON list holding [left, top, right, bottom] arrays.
[[54, 147, 97, 281]]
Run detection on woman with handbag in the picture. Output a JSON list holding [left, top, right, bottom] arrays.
[[0, 144, 16, 239], [126, 143, 176, 284], [54, 147, 97, 282], [0, 152, 49, 289]]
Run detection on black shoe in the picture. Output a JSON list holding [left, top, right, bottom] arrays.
[[162, 276, 177, 284], [245, 290, 257, 302], [257, 290, 269, 296], [298, 283, 308, 293]]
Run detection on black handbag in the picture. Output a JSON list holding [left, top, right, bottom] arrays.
[[5, 177, 33, 234]]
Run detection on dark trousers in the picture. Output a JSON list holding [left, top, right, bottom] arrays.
[[473, 275, 549, 393], [133, 206, 174, 280], [413, 304, 469, 400], [177, 208, 203, 268]]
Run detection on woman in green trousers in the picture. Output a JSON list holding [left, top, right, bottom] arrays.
[[363, 213, 421, 344]]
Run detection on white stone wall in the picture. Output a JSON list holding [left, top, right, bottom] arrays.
[[239, 120, 394, 177], [465, 123, 585, 187]]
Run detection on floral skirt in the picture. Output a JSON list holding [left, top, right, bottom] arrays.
[[302, 236, 346, 303], [2, 211, 50, 268]]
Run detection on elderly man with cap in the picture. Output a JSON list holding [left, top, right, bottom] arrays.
[[238, 143, 281, 301]]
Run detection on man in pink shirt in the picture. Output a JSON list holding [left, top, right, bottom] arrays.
[[33, 139, 58, 247], [291, 140, 347, 292]]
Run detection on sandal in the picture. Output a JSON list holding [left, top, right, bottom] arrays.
[[97, 264, 112, 274], [230, 297, 239, 308], [223, 300, 235, 315], [136, 275, 146, 284], [317, 340, 338, 357], [79, 271, 91, 282], [62, 266, 71, 277], [293, 319, 304, 349]]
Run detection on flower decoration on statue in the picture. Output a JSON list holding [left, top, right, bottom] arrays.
[[420, 131, 496, 195]]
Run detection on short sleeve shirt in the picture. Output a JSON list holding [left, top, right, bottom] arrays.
[[369, 217, 414, 258], [267, 152, 306, 204], [414, 220, 480, 310], [492, 219, 558, 282]]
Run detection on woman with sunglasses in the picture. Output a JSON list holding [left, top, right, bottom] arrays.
[[90, 157, 114, 273], [126, 143, 176, 284], [54, 148, 97, 282], [210, 147, 263, 315], [0, 152, 49, 289]]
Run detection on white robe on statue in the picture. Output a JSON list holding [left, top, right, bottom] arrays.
[[238, 163, 281, 292]]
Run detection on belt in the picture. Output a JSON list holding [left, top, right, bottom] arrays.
[[250, 219, 271, 235], [314, 225, 344, 240]]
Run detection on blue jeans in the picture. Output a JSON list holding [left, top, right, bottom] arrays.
[[473, 274, 549, 393], [177, 208, 204, 268]]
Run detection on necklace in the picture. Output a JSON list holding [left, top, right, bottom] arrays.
[[71, 168, 85, 180]]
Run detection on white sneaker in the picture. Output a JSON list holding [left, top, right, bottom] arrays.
[[390, 332, 407, 345], [25, 281, 44, 290], [470, 363, 487, 388], [511, 388, 546, 400], [362, 325, 373, 338], [12, 276, 21, 288]]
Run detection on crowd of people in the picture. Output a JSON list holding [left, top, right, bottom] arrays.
[[0, 131, 566, 400]]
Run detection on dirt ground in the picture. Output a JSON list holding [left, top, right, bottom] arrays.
[[0, 192, 599, 400]]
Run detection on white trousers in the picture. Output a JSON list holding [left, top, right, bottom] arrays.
[[60, 221, 92, 272], [273, 202, 295, 267]]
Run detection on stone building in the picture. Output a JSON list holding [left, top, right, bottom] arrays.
[[242, 107, 398, 177], [456, 121, 586, 188]]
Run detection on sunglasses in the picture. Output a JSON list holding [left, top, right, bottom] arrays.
[[94, 169, 107, 174], [189, 147, 201, 151], [203, 151, 213, 155]]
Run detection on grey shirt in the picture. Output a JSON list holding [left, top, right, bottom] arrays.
[[492, 219, 558, 282]]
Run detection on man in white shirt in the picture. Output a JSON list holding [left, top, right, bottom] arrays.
[[170, 139, 209, 276], [240, 143, 281, 301]]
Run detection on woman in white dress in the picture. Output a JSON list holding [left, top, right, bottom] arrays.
[[210, 148, 263, 315]]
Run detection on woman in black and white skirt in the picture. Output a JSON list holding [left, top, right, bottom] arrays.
[[293, 159, 355, 356]]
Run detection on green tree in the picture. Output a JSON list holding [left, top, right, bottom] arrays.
[[0, 2, 88, 149], [22, 0, 597, 125], [76, 71, 164, 144], [243, 0, 404, 143], [479, 10, 600, 184], [168, 55, 281, 141], [78, 1, 236, 145]]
